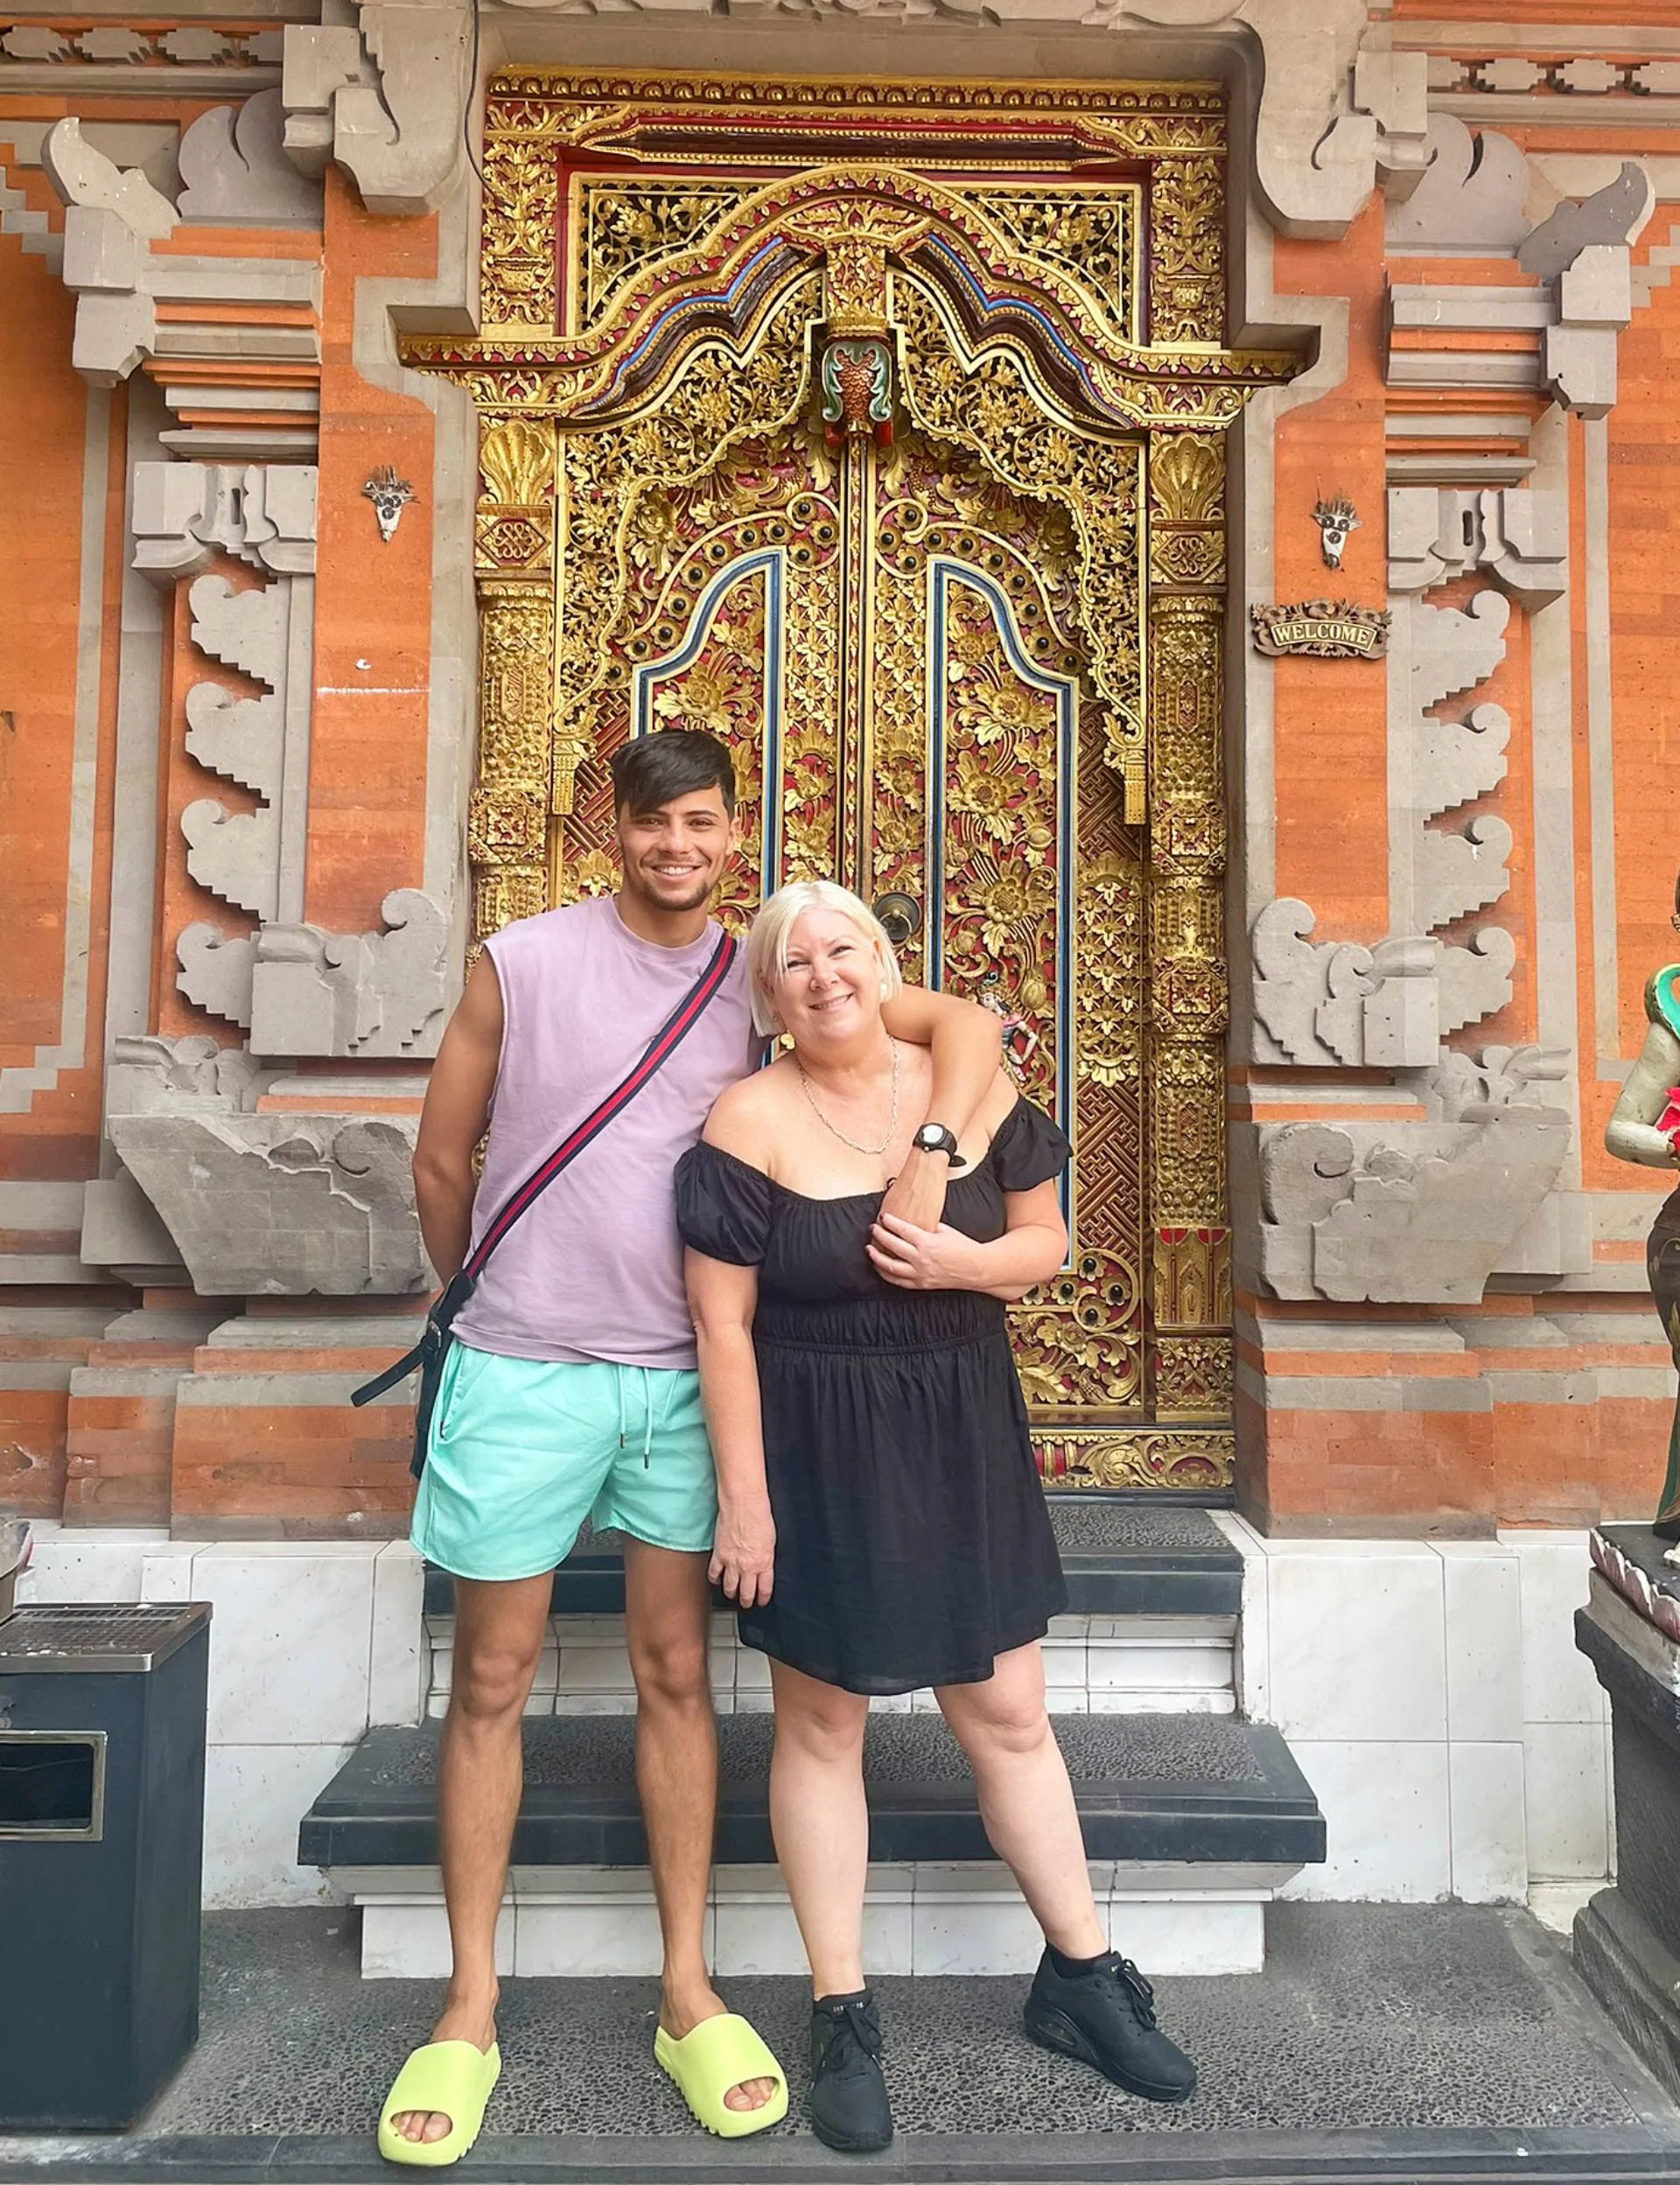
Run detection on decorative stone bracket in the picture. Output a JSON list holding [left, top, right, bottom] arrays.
[[104, 1037, 429, 1295], [278, 0, 1419, 239], [1256, 1047, 1572, 1305], [131, 459, 450, 1060]]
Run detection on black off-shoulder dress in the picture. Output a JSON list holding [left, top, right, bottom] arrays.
[[675, 1097, 1071, 1695]]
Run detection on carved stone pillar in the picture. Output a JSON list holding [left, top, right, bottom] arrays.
[[470, 417, 557, 941], [1146, 432, 1231, 1423]]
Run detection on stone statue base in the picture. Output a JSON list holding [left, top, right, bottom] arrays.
[[1575, 1526, 1680, 2102]]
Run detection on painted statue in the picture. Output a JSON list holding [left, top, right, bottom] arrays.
[[1605, 878, 1680, 1543]]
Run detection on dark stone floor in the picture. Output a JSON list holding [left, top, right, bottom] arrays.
[[4, 1903, 1680, 2181]]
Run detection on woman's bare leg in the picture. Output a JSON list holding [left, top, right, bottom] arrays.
[[934, 1642, 1107, 1957], [767, 1658, 872, 1994]]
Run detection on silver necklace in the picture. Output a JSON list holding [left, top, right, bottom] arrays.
[[796, 1038, 900, 1158]]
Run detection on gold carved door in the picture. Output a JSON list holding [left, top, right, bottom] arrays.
[[406, 74, 1301, 1491]]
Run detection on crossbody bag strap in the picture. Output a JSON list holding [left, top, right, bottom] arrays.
[[351, 928, 738, 1408]]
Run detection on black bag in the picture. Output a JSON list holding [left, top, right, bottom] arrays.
[[352, 929, 738, 1478]]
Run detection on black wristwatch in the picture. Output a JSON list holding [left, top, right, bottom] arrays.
[[911, 1123, 967, 1170]]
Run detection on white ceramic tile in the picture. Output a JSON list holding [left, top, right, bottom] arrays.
[[140, 1545, 198, 1601], [370, 1542, 426, 1728], [1447, 1741, 1527, 1903], [1105, 1897, 1264, 1977], [733, 1649, 772, 1691], [1502, 1532, 1606, 1726], [913, 1894, 1044, 1974], [1087, 1689, 1231, 1715], [195, 1545, 378, 1745], [1280, 1740, 1452, 1901], [17, 1527, 167, 1604], [1041, 1637, 1088, 1689], [1265, 1545, 1446, 1743], [1213, 1512, 1271, 1721], [1529, 1880, 1602, 1936], [361, 1898, 514, 1978], [514, 1897, 676, 1976], [1523, 1721, 1610, 1880], [1435, 1544, 1522, 1744], [555, 1643, 637, 1694], [204, 1742, 354, 1907], [1087, 1639, 1231, 1695], [1046, 1691, 1093, 1713]]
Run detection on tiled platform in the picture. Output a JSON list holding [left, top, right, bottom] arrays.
[[4, 1903, 1680, 2181]]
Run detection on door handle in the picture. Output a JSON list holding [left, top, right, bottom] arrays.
[[871, 892, 921, 948]]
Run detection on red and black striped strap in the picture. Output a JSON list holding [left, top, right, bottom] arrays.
[[465, 926, 738, 1279]]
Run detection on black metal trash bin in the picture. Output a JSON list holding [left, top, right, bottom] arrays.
[[0, 1602, 212, 2129]]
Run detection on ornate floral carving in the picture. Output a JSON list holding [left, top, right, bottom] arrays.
[[966, 186, 1138, 344], [579, 179, 747, 326], [1036, 1427, 1234, 1493], [1149, 158, 1224, 347]]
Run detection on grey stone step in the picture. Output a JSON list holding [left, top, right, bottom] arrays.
[[299, 1710, 1322, 1871], [420, 1498, 1243, 1621]]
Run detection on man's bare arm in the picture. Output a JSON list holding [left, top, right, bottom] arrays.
[[412, 955, 504, 1284], [878, 984, 1003, 1229]]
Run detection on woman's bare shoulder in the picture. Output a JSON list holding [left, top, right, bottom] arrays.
[[703, 1056, 798, 1159]]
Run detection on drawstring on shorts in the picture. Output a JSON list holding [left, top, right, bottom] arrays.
[[616, 1366, 655, 1466]]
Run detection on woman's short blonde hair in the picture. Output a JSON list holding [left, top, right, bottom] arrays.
[[746, 879, 903, 1038]]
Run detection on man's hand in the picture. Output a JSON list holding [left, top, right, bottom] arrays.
[[878, 1146, 951, 1231], [710, 1498, 776, 1609], [868, 1211, 985, 1292]]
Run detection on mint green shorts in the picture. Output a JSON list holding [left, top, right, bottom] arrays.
[[410, 1341, 718, 1581]]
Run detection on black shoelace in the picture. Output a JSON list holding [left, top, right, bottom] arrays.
[[819, 1998, 884, 2070], [1108, 1956, 1159, 2028]]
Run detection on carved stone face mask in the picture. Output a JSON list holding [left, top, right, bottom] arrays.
[[1313, 497, 1359, 570]]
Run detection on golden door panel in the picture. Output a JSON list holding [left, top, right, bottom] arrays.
[[407, 72, 1309, 1491]]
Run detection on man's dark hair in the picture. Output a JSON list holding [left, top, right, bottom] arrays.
[[610, 729, 737, 819]]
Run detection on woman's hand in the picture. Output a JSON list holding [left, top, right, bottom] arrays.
[[711, 1498, 776, 1609], [868, 1211, 984, 1291]]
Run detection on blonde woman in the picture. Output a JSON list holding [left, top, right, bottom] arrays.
[[676, 880, 1196, 2155]]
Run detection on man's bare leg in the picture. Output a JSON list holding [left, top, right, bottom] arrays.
[[391, 1570, 553, 2146], [621, 1538, 776, 2113]]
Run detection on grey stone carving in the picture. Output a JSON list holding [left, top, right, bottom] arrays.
[[179, 573, 290, 922], [177, 90, 321, 227], [282, 0, 471, 217], [109, 1109, 427, 1295], [1383, 118, 1530, 252], [1256, 1048, 1572, 1304], [280, 0, 1399, 239], [1251, 901, 1439, 1068], [102, 1037, 429, 1293], [179, 892, 450, 1059], [176, 926, 259, 1026], [1518, 161, 1656, 279], [1398, 588, 1515, 940], [133, 460, 318, 581], [40, 114, 176, 382], [248, 891, 449, 1058], [1387, 487, 1567, 610]]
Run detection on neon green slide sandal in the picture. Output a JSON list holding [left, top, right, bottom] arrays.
[[654, 2013, 789, 2139], [377, 2039, 502, 2167]]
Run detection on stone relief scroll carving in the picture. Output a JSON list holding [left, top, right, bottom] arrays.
[[1388, 487, 1567, 611], [106, 1039, 427, 1295], [281, 0, 1396, 238], [244, 890, 449, 1058], [178, 571, 287, 922], [1256, 1048, 1572, 1306], [1382, 118, 1530, 252], [176, 88, 321, 227]]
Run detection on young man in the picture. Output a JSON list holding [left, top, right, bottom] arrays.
[[380, 730, 1001, 2159]]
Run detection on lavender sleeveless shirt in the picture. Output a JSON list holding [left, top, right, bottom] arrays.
[[450, 895, 758, 1370]]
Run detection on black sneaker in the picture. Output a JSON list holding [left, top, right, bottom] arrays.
[[1023, 1949, 1197, 2104], [808, 1990, 892, 2153]]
